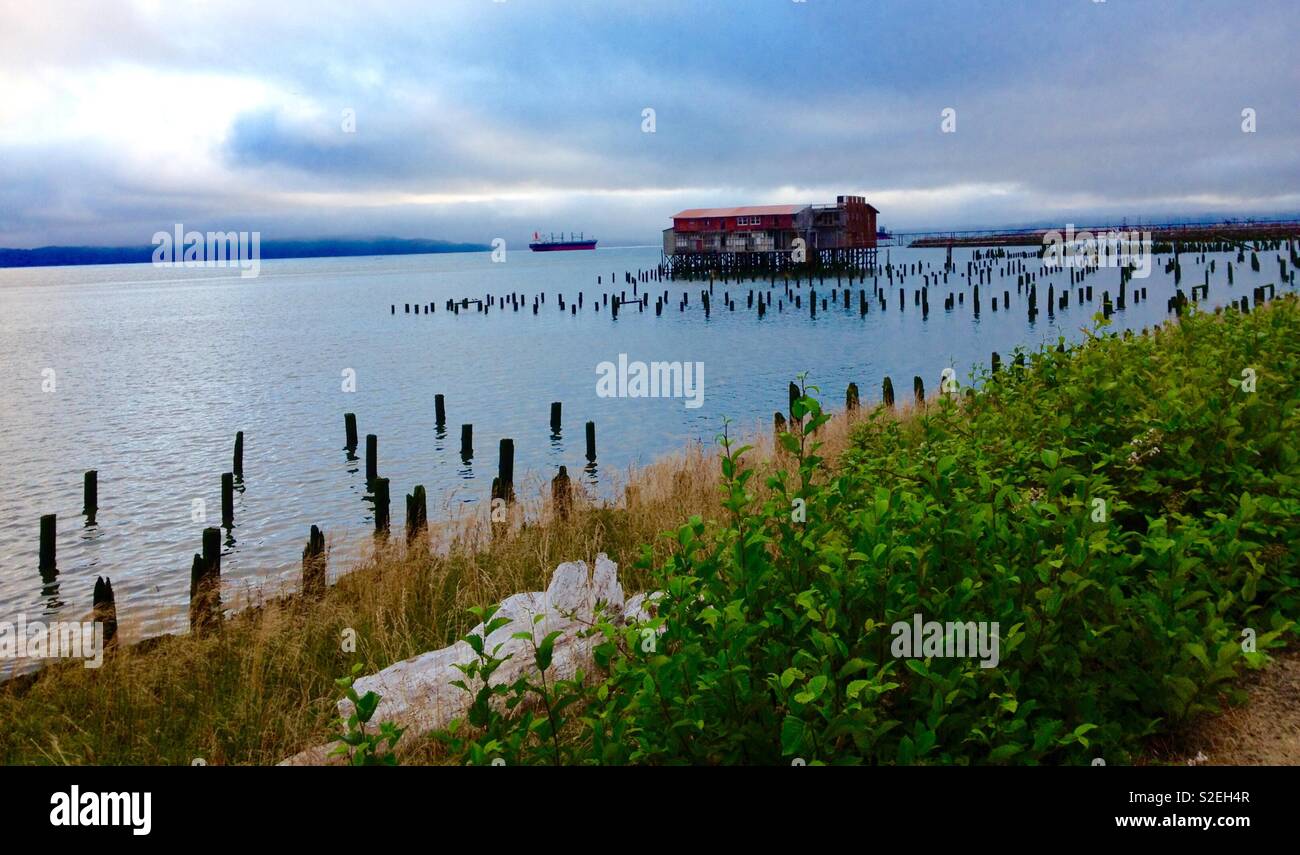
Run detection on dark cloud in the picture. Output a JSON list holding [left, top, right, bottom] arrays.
[[2, 0, 1297, 247]]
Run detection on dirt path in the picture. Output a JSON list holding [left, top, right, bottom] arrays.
[[1161, 649, 1300, 766]]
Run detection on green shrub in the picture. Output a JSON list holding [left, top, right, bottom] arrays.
[[331, 663, 404, 766], [438, 300, 1299, 765]]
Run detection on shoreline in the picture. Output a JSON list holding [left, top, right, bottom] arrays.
[[2, 298, 1296, 764]]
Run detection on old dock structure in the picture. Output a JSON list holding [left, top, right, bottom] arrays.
[[663, 195, 879, 278]]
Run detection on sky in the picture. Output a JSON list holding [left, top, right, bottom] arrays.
[[1, 0, 1297, 248]]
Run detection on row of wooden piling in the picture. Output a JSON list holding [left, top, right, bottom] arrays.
[[344, 397, 597, 517], [799, 344, 1077, 436], [395, 243, 1296, 329], [386, 253, 1147, 327], [35, 426, 249, 637]]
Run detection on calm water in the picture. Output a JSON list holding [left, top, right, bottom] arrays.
[[0, 245, 1288, 642]]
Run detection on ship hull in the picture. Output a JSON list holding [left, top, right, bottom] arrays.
[[529, 241, 597, 252]]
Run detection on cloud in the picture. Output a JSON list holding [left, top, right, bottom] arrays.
[[0, 0, 1297, 247]]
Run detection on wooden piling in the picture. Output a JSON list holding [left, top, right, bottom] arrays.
[[494, 439, 515, 503], [882, 376, 895, 408], [366, 434, 378, 484], [221, 472, 234, 528], [92, 576, 117, 647], [585, 421, 597, 462], [846, 382, 860, 411], [914, 376, 925, 406], [203, 525, 220, 569], [233, 431, 244, 478], [435, 394, 446, 428], [552, 465, 572, 520], [460, 424, 473, 459], [406, 485, 428, 542], [373, 478, 391, 531], [189, 527, 222, 633], [39, 513, 56, 573], [83, 470, 98, 523], [550, 401, 562, 434], [344, 412, 358, 450], [302, 525, 326, 597]]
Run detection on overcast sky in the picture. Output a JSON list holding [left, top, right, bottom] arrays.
[[1, 0, 1297, 248]]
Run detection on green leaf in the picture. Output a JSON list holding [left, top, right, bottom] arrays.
[[535, 630, 562, 671], [794, 674, 828, 704], [1184, 642, 1211, 670], [987, 744, 1023, 763], [354, 691, 379, 723], [780, 716, 807, 755]]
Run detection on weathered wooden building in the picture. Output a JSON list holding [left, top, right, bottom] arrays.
[[663, 195, 878, 276]]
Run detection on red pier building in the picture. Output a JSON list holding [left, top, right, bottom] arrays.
[[663, 195, 878, 276]]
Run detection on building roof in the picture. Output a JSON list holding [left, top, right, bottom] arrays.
[[671, 205, 806, 220]]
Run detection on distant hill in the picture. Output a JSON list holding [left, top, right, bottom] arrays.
[[0, 237, 491, 269]]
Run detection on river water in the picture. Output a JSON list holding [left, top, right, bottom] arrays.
[[0, 243, 1288, 643]]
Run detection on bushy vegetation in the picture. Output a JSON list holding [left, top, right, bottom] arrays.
[[437, 300, 1299, 765]]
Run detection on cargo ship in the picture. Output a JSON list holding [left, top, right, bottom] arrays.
[[529, 231, 597, 252]]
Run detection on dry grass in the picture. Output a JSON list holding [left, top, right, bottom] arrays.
[[0, 398, 874, 765], [1151, 647, 1300, 767]]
